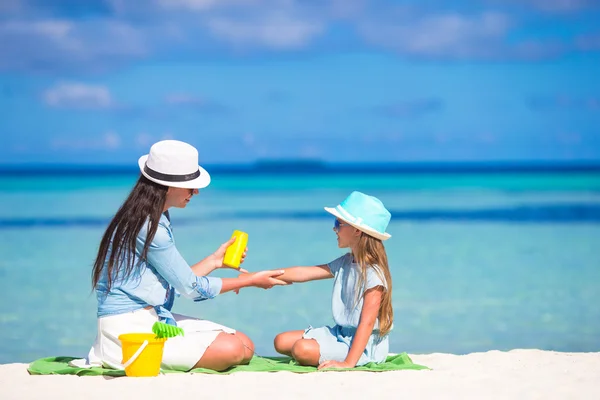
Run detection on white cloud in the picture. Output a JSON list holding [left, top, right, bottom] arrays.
[[358, 11, 511, 59], [529, 0, 589, 12], [43, 82, 113, 109], [328, 0, 368, 19], [155, 0, 298, 12], [156, 0, 229, 11], [206, 13, 324, 49], [1, 0, 598, 72], [0, 0, 23, 13], [0, 18, 147, 72], [505, 0, 596, 13], [2, 20, 73, 39]]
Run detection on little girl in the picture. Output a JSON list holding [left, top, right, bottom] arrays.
[[273, 191, 394, 369]]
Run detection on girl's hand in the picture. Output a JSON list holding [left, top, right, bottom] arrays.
[[211, 237, 249, 273], [317, 360, 355, 370]]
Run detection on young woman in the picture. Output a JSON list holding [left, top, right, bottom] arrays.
[[85, 139, 287, 372]]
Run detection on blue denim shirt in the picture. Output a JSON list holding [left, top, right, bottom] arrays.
[[95, 212, 222, 325], [327, 253, 390, 331]]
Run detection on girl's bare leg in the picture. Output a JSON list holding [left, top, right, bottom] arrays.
[[291, 339, 320, 366], [273, 330, 305, 356]]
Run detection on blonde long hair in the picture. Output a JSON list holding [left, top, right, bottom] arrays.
[[353, 232, 394, 337]]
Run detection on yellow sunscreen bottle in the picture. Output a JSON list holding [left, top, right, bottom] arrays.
[[223, 230, 248, 269]]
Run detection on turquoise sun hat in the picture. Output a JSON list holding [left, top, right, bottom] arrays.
[[324, 191, 391, 241]]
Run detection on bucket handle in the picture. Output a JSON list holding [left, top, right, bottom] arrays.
[[121, 340, 149, 369]]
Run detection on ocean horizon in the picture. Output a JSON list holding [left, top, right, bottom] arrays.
[[2, 160, 600, 175]]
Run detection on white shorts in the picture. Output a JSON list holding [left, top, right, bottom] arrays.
[[85, 308, 236, 371]]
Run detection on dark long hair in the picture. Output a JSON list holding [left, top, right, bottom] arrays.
[[91, 175, 168, 291]]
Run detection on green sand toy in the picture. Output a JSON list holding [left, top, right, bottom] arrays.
[[152, 321, 185, 339]]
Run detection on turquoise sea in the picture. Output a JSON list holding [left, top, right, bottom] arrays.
[[1, 170, 599, 364]]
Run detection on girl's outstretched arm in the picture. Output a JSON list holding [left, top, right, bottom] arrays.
[[233, 265, 331, 294], [277, 264, 333, 283], [318, 286, 384, 370]]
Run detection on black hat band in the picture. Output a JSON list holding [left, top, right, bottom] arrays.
[[144, 164, 200, 182]]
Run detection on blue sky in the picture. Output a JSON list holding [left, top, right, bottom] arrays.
[[1, 0, 599, 164]]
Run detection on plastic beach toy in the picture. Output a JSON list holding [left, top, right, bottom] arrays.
[[152, 321, 185, 339], [117, 322, 184, 377], [118, 333, 166, 377], [223, 230, 248, 269]]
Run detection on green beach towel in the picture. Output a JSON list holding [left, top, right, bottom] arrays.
[[27, 353, 429, 376]]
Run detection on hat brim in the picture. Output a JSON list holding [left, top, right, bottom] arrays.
[[324, 206, 391, 241], [138, 155, 211, 189]]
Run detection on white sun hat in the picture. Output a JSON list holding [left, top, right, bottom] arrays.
[[324, 191, 392, 241], [138, 140, 211, 189]]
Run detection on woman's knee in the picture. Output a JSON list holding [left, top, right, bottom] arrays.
[[222, 335, 246, 364], [234, 332, 254, 363], [208, 333, 245, 364]]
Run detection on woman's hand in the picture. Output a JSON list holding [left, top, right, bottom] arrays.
[[211, 237, 248, 273], [248, 270, 289, 289], [317, 360, 355, 370]]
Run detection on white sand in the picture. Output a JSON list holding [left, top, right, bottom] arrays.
[[1, 349, 599, 400]]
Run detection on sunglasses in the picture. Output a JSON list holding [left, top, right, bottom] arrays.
[[333, 219, 349, 232]]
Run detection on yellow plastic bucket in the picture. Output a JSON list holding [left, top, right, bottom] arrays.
[[118, 333, 167, 377]]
